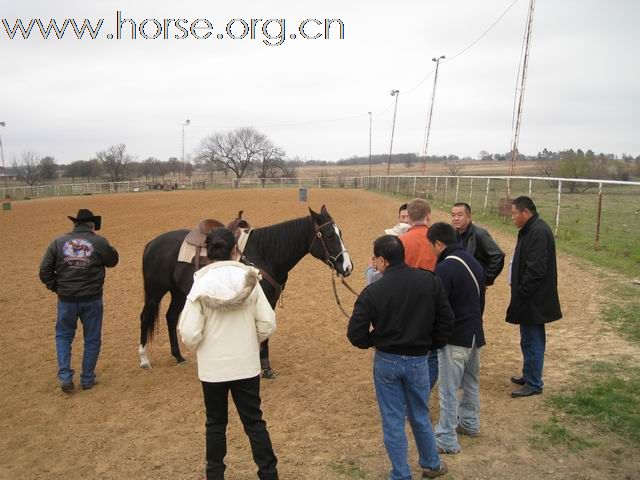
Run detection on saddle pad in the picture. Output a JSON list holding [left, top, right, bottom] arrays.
[[237, 228, 252, 254], [178, 240, 198, 264]]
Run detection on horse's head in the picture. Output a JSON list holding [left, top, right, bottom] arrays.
[[308, 205, 353, 277]]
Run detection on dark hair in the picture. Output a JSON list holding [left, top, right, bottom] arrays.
[[453, 202, 471, 214], [427, 222, 458, 246], [512, 196, 537, 214], [206, 228, 236, 261], [399, 203, 408, 214], [373, 235, 405, 265]]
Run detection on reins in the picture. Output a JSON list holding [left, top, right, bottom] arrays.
[[330, 271, 360, 320]]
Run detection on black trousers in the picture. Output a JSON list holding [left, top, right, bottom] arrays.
[[202, 375, 278, 480]]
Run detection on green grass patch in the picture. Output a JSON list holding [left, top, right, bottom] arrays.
[[601, 287, 640, 343], [328, 459, 368, 479], [548, 362, 640, 447], [531, 416, 596, 452]]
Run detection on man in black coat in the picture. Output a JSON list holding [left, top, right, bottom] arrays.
[[347, 235, 453, 479], [451, 202, 504, 286], [39, 209, 119, 393], [507, 197, 562, 398]]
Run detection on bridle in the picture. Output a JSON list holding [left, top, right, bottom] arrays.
[[309, 219, 350, 271], [309, 218, 361, 319]]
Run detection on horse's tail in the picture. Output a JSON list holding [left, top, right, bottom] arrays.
[[140, 241, 163, 345]]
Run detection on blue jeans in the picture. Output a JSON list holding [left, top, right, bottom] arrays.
[[373, 350, 441, 480], [56, 298, 103, 386], [427, 350, 438, 391], [519, 323, 545, 391], [435, 339, 480, 451]]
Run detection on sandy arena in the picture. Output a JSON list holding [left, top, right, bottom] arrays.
[[0, 188, 638, 479]]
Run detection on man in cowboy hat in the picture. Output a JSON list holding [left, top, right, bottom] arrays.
[[39, 208, 119, 393]]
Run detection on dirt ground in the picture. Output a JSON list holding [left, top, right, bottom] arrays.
[[0, 189, 638, 480]]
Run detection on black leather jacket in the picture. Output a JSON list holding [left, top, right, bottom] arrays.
[[39, 224, 119, 301], [458, 222, 505, 286], [347, 263, 454, 355]]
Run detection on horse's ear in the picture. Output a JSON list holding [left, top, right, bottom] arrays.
[[320, 205, 329, 215], [308, 206, 318, 217]]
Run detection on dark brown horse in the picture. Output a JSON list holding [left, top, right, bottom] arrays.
[[138, 206, 353, 377]]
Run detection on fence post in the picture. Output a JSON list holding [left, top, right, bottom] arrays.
[[594, 182, 603, 251], [554, 180, 562, 236], [396, 176, 400, 194], [483, 178, 490, 216], [443, 177, 448, 206], [412, 177, 417, 197], [528, 179, 532, 197], [469, 178, 474, 205], [455, 177, 460, 203]]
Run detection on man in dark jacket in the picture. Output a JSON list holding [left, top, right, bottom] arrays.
[[507, 197, 562, 398], [427, 222, 486, 454], [347, 235, 454, 479], [39, 209, 119, 393], [451, 202, 504, 286]]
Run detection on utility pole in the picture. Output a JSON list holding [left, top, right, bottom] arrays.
[[508, 0, 536, 183], [422, 55, 445, 175], [0, 122, 7, 190], [181, 119, 190, 181], [368, 112, 372, 176], [387, 90, 400, 177]]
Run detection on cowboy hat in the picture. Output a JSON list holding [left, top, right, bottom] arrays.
[[67, 208, 102, 230], [384, 222, 411, 236]]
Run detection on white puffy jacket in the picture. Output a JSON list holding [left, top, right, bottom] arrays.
[[178, 261, 276, 382]]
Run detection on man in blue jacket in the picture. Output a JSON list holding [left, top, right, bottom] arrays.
[[427, 222, 486, 455], [39, 209, 119, 393], [348, 235, 454, 479]]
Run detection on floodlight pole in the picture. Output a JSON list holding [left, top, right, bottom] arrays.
[[181, 119, 191, 180], [368, 112, 372, 176], [387, 90, 400, 177], [0, 122, 7, 190]]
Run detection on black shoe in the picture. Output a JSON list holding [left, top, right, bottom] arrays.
[[510, 376, 526, 385], [81, 380, 98, 391], [61, 381, 75, 393], [511, 384, 542, 398]]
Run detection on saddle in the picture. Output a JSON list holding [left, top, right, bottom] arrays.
[[185, 219, 223, 247], [180, 211, 252, 271]]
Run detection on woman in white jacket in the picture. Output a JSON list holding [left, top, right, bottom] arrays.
[[178, 228, 278, 480]]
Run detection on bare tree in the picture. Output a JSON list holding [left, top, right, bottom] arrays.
[[198, 127, 283, 179], [256, 144, 287, 179], [13, 151, 41, 186], [39, 156, 58, 181], [96, 144, 131, 182]]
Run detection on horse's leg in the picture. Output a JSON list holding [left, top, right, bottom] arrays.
[[260, 339, 276, 379], [139, 293, 164, 369], [167, 290, 187, 364]]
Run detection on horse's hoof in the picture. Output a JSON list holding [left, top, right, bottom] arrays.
[[261, 368, 277, 379], [140, 362, 152, 369], [176, 358, 187, 365]]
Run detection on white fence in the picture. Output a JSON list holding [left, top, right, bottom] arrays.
[[2, 175, 639, 258]]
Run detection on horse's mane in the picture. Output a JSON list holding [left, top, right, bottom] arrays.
[[248, 216, 312, 259]]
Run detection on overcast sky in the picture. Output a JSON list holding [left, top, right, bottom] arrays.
[[1, 0, 639, 165]]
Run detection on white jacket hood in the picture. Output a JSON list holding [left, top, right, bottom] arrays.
[[187, 261, 260, 312]]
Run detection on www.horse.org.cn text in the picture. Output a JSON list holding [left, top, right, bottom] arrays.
[[1, 12, 346, 46]]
